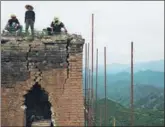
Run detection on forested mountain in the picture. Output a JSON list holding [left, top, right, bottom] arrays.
[[83, 70, 164, 106], [93, 99, 164, 126], [83, 61, 164, 126]]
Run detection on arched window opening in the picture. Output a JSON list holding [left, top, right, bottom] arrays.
[[24, 83, 52, 126]]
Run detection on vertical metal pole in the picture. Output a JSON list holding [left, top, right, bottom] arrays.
[[90, 69, 92, 126], [91, 13, 94, 98], [113, 117, 116, 127], [100, 106, 102, 126], [85, 43, 87, 126], [87, 43, 90, 126], [88, 69, 91, 126], [91, 13, 94, 125], [95, 48, 98, 125], [87, 43, 89, 100], [104, 47, 107, 126], [130, 42, 134, 126]]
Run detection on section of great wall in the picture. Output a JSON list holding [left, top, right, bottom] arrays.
[[1, 34, 85, 126]]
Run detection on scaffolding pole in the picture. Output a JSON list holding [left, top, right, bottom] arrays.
[[84, 43, 87, 126], [113, 117, 116, 127], [88, 69, 92, 126], [100, 106, 102, 126], [95, 48, 98, 125], [91, 13, 94, 126], [130, 42, 134, 126], [104, 47, 107, 126], [87, 43, 90, 126]]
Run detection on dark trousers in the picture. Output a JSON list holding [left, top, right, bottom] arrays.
[[25, 19, 34, 36], [47, 27, 61, 35], [5, 24, 22, 32], [47, 27, 53, 35]]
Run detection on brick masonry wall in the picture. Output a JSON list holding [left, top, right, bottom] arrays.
[[1, 34, 85, 126]]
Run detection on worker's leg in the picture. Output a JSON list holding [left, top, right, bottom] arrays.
[[53, 29, 59, 35], [5, 25, 10, 32], [19, 25, 23, 33], [3, 25, 10, 35], [30, 20, 34, 38], [47, 27, 52, 35], [16, 25, 22, 32], [25, 20, 30, 35], [53, 29, 61, 35], [5, 24, 14, 33], [16, 25, 23, 35], [4, 23, 9, 30]]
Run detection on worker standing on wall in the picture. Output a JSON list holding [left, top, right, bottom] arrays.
[[25, 5, 35, 39], [46, 17, 67, 35]]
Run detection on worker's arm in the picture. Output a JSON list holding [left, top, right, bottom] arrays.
[[32, 11, 35, 22], [50, 22, 54, 31], [25, 11, 27, 23], [63, 26, 67, 33], [16, 19, 20, 24], [5, 20, 10, 30], [61, 22, 67, 33], [7, 19, 10, 25], [15, 19, 20, 28], [50, 22, 54, 27], [16, 19, 20, 27]]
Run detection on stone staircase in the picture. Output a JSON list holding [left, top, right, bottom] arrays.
[[31, 120, 52, 127]]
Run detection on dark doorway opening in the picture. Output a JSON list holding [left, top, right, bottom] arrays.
[[24, 83, 52, 127]]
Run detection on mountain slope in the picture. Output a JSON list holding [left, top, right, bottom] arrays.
[[94, 99, 164, 126], [135, 92, 164, 110], [84, 70, 164, 88], [99, 84, 164, 107], [83, 70, 164, 106]]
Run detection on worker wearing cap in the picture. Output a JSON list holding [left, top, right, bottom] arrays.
[[25, 4, 35, 38], [4, 14, 22, 32], [47, 17, 67, 35]]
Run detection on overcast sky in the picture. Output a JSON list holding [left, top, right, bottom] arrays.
[[1, 1, 164, 65]]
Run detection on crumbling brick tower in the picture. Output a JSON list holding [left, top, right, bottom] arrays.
[[1, 34, 85, 126]]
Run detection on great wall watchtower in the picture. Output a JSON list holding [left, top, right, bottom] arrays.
[[1, 34, 85, 126]]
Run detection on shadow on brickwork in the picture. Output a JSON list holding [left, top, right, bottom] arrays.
[[23, 83, 52, 126]]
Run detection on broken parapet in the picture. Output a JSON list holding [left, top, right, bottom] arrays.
[[1, 34, 85, 87]]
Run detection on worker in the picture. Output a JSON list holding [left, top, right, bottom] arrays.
[[47, 17, 67, 35], [25, 4, 35, 38], [4, 14, 22, 33]]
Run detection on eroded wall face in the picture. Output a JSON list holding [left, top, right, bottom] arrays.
[[1, 87, 25, 126], [1, 34, 85, 126]]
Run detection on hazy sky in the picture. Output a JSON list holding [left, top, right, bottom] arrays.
[[1, 1, 164, 65]]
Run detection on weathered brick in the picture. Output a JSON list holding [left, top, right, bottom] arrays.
[[1, 34, 85, 126]]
